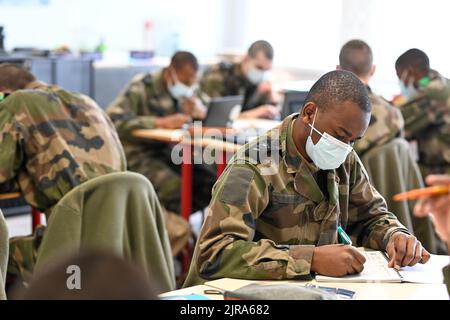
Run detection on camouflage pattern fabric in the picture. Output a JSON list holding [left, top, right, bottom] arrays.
[[354, 87, 404, 157], [0, 81, 126, 294], [0, 81, 126, 213], [6, 225, 45, 291], [184, 114, 409, 286], [400, 71, 450, 176], [107, 70, 216, 214], [200, 62, 274, 111]]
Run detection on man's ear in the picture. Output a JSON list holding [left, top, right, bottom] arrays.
[[369, 65, 376, 77], [301, 102, 317, 124], [336, 65, 342, 71], [241, 55, 251, 71]]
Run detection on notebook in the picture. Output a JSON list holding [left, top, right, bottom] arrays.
[[316, 250, 402, 283], [315, 248, 448, 284]]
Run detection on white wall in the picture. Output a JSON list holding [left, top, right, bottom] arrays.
[[0, 0, 224, 58], [2, 0, 450, 99]]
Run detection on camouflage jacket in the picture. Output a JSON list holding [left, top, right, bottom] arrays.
[[200, 62, 274, 112], [0, 81, 126, 213], [354, 87, 404, 156], [107, 70, 197, 163], [400, 71, 450, 174], [184, 114, 409, 286]]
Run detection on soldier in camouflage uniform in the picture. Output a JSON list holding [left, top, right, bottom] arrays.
[[200, 40, 280, 119], [337, 39, 404, 157], [0, 63, 126, 290], [396, 49, 450, 177], [184, 71, 430, 286], [107, 51, 216, 215]]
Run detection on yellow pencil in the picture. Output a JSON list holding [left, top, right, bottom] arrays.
[[393, 185, 450, 201]]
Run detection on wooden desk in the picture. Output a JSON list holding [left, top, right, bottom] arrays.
[[132, 128, 241, 221], [161, 254, 450, 300], [161, 280, 449, 300], [204, 278, 449, 300], [0, 192, 21, 201], [161, 281, 449, 300], [132, 128, 244, 274]]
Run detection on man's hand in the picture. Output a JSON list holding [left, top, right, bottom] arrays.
[[311, 244, 366, 277], [257, 81, 273, 95], [154, 113, 191, 129], [181, 97, 207, 120], [386, 232, 430, 269], [414, 174, 450, 243], [239, 105, 280, 120]]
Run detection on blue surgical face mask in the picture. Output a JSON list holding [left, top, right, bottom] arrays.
[[305, 110, 353, 170], [168, 70, 195, 99], [398, 71, 417, 100], [399, 80, 417, 100], [246, 67, 267, 85]]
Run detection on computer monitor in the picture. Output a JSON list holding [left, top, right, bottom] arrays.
[[203, 95, 243, 128], [281, 90, 309, 119]]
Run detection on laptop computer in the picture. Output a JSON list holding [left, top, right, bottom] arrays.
[[280, 90, 309, 119], [203, 95, 243, 128]]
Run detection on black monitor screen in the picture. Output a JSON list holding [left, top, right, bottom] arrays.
[[281, 90, 309, 119]]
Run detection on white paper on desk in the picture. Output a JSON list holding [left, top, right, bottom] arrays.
[[316, 250, 402, 283], [399, 254, 450, 284]]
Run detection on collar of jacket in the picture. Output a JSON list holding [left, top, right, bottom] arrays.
[[418, 70, 446, 92], [279, 113, 329, 204], [24, 80, 49, 90], [152, 69, 171, 97], [235, 62, 255, 89]]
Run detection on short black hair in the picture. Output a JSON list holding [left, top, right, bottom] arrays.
[[170, 51, 199, 71], [0, 63, 36, 90], [304, 70, 371, 113], [395, 49, 430, 73], [339, 39, 373, 77], [248, 40, 274, 60]]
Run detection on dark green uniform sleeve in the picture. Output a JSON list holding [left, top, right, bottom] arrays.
[[400, 93, 446, 140], [195, 163, 315, 281], [106, 78, 157, 139]]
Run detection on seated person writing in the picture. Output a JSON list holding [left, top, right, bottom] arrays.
[[200, 40, 280, 120], [184, 71, 430, 286], [107, 51, 215, 218]]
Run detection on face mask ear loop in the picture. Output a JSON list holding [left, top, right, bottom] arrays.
[[309, 107, 318, 137], [401, 70, 412, 87], [170, 67, 178, 86]]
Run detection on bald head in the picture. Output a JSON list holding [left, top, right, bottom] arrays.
[[0, 63, 36, 92], [304, 70, 371, 113], [338, 40, 374, 80], [294, 70, 371, 163]]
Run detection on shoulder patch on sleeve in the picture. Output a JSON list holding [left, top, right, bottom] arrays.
[[219, 167, 255, 206]]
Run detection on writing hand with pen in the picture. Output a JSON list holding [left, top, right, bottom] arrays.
[[311, 227, 366, 277], [311, 225, 430, 277]]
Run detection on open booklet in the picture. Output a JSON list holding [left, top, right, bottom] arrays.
[[315, 248, 449, 284]]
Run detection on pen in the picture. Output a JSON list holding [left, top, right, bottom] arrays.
[[337, 226, 352, 245], [393, 185, 450, 201]]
